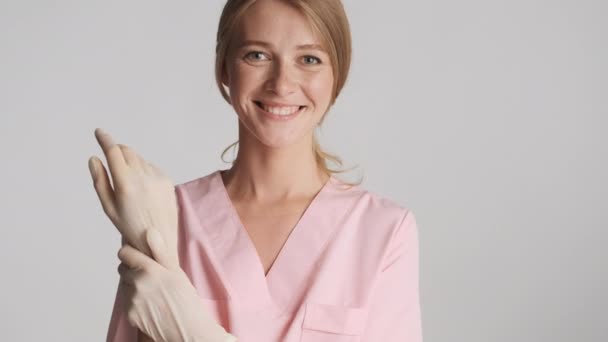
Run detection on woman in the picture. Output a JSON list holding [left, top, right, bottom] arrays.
[[90, 0, 422, 341]]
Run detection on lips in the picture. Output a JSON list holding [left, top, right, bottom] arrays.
[[252, 100, 306, 120], [253, 100, 306, 111]]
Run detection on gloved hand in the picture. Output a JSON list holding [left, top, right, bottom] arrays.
[[88, 128, 179, 265], [117, 228, 237, 342]]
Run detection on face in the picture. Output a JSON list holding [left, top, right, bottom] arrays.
[[222, 0, 334, 148]]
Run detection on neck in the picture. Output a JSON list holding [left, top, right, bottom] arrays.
[[221, 126, 329, 203]]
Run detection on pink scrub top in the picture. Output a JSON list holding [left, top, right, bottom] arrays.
[[106, 170, 422, 341]]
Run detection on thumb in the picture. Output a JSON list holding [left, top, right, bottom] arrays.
[[146, 229, 178, 269]]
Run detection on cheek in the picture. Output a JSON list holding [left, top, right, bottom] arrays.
[[233, 62, 259, 84], [305, 72, 334, 107], [228, 64, 263, 112]]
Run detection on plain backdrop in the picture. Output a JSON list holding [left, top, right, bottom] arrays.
[[1, 0, 606, 341]]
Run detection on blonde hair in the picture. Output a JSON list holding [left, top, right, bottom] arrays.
[[215, 0, 361, 185]]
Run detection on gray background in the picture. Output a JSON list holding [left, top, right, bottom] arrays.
[[1, 0, 606, 341]]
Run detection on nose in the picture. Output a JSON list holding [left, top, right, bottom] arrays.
[[265, 60, 297, 96]]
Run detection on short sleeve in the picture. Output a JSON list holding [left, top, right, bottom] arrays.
[[362, 210, 423, 341], [106, 281, 137, 342]]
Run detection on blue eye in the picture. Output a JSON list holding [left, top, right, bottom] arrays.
[[243, 51, 322, 65], [244, 51, 268, 61], [303, 55, 322, 65]]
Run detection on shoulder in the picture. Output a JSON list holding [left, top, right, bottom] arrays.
[[342, 184, 420, 271], [325, 180, 419, 277], [174, 170, 221, 202], [324, 178, 418, 261], [176, 170, 218, 189], [330, 178, 413, 231]]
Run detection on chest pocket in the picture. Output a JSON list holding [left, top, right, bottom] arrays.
[[301, 302, 368, 342]]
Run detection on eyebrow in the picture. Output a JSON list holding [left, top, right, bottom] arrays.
[[238, 40, 327, 53]]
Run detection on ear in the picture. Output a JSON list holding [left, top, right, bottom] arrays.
[[220, 66, 232, 104], [221, 66, 230, 88]]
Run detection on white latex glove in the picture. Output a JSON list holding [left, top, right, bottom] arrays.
[[117, 228, 237, 342], [88, 128, 179, 264]]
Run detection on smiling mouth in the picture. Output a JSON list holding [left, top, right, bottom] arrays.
[[253, 101, 306, 111]]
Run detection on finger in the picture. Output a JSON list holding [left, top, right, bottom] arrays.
[[117, 244, 155, 271], [140, 160, 162, 177], [141, 160, 157, 175], [88, 156, 118, 222], [118, 265, 138, 287], [146, 229, 176, 269], [117, 262, 140, 285], [94, 128, 128, 187], [118, 144, 142, 169], [117, 262, 129, 277]]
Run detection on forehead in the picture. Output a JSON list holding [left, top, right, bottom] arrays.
[[234, 0, 324, 48]]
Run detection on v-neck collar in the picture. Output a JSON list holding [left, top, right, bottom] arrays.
[[200, 169, 341, 315], [216, 170, 334, 279]]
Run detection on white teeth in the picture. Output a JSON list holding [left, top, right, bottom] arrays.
[[260, 103, 300, 116]]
